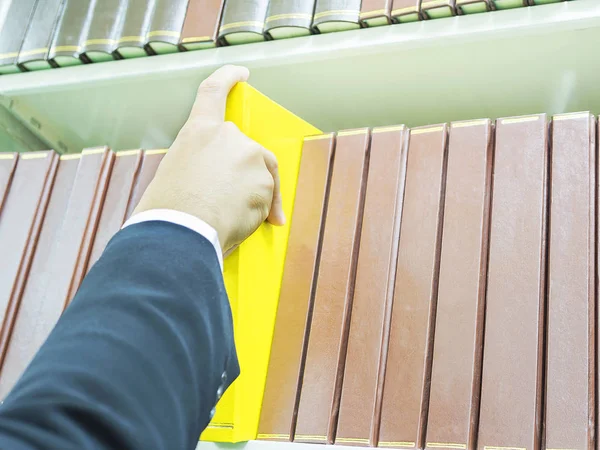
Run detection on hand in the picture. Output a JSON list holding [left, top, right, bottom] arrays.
[[134, 65, 285, 253]]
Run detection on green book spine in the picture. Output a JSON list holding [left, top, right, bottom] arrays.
[[312, 0, 361, 34], [455, 0, 491, 14], [0, 0, 39, 74], [81, 0, 128, 62], [146, 0, 190, 54], [264, 0, 315, 39], [18, 0, 65, 71], [48, 0, 97, 66], [218, 0, 269, 45], [115, 0, 156, 59]]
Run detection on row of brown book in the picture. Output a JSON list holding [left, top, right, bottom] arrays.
[[258, 111, 596, 450], [0, 148, 166, 398], [0, 0, 563, 74]]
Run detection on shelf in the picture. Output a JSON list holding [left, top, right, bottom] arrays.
[[0, 0, 598, 152]]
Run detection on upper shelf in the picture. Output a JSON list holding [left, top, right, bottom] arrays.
[[0, 0, 597, 153]]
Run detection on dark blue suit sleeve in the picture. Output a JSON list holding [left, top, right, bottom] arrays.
[[0, 221, 239, 450]]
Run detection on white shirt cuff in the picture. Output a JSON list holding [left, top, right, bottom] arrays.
[[122, 209, 223, 270]]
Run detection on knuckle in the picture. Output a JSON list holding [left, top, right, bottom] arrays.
[[198, 78, 223, 95]]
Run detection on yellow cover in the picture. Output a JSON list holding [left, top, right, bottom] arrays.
[[200, 83, 321, 443]]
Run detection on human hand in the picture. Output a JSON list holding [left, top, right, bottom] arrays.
[[134, 65, 285, 253]]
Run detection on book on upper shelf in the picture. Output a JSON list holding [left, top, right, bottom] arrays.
[[219, 0, 269, 45]]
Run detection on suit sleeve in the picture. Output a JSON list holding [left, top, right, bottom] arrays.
[[0, 221, 239, 450]]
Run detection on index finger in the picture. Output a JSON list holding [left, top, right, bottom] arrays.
[[189, 65, 250, 123], [262, 148, 285, 226]]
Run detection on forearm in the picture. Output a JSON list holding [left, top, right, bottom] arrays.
[[0, 221, 238, 450]]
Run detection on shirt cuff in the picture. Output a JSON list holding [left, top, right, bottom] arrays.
[[122, 209, 223, 270]]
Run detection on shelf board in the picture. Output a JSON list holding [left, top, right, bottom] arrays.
[[0, 0, 598, 152]]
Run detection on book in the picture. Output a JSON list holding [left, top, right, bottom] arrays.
[[125, 149, 166, 219], [545, 112, 595, 450], [477, 114, 548, 450], [378, 124, 448, 450], [0, 151, 59, 375], [199, 82, 321, 443], [115, 0, 155, 59], [294, 129, 370, 445], [490, 0, 527, 9], [360, 0, 392, 27], [180, 0, 225, 50], [421, 0, 455, 19], [264, 0, 315, 39], [257, 133, 335, 443], [80, 0, 128, 63], [17, 0, 65, 71], [0, 153, 17, 212], [312, 0, 361, 33], [219, 0, 269, 45], [0, 155, 79, 399], [146, 0, 190, 55], [391, 0, 421, 23], [455, 0, 491, 14], [424, 119, 493, 450], [0, 0, 39, 74], [86, 150, 142, 270], [335, 126, 409, 447], [48, 0, 97, 67]]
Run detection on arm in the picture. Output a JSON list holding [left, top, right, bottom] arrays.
[[0, 65, 283, 450]]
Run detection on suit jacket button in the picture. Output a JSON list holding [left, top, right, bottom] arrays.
[[217, 385, 224, 400], [209, 407, 216, 420], [221, 371, 227, 384]]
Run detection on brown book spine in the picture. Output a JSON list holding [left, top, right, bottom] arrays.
[[545, 113, 595, 450], [124, 149, 167, 220], [335, 126, 409, 447], [294, 129, 370, 445], [257, 134, 335, 442], [391, 0, 421, 21], [360, 0, 393, 26], [378, 124, 449, 450], [477, 114, 548, 450], [180, 0, 226, 49], [424, 119, 493, 450], [0, 157, 80, 399], [0, 154, 18, 213], [63, 148, 114, 305], [0, 151, 59, 370], [86, 150, 142, 271]]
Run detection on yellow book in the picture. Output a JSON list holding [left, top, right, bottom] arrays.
[[200, 82, 321, 443]]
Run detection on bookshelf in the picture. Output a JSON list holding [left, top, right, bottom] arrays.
[[195, 440, 358, 449], [0, 0, 597, 154]]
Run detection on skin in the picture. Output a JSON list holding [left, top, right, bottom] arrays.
[[135, 65, 285, 252]]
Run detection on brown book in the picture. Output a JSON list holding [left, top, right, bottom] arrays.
[[0, 151, 59, 372], [378, 124, 448, 450], [0, 156, 79, 399], [294, 129, 370, 445], [477, 114, 548, 450], [545, 112, 595, 450], [146, 0, 190, 55], [0, 154, 17, 212], [391, 0, 421, 22], [257, 134, 335, 442], [421, 0, 455, 18], [455, 0, 491, 14], [87, 150, 142, 271], [335, 126, 409, 447], [125, 149, 166, 220], [313, 0, 362, 33], [360, 0, 392, 26], [180, 0, 226, 50], [424, 119, 493, 450]]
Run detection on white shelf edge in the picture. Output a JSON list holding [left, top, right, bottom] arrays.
[[0, 0, 597, 96]]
